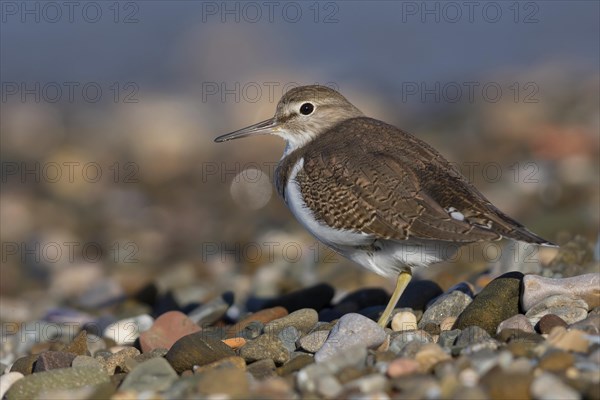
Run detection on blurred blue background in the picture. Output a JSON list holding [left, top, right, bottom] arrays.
[[1, 1, 598, 322]]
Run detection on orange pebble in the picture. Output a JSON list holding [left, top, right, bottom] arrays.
[[222, 337, 246, 349]]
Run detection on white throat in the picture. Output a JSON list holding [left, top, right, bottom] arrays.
[[277, 129, 317, 158]]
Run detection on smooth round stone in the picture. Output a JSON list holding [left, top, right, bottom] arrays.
[[343, 373, 387, 394], [537, 314, 568, 334], [297, 330, 330, 353], [226, 307, 288, 338], [386, 358, 420, 377], [246, 359, 277, 380], [33, 351, 77, 372], [414, 343, 451, 372], [480, 367, 533, 400], [525, 294, 588, 326], [296, 346, 367, 393], [539, 350, 575, 372], [314, 313, 387, 363], [5, 367, 109, 400], [0, 372, 24, 399], [453, 272, 523, 335], [194, 356, 246, 374], [165, 333, 235, 373], [276, 354, 314, 376], [419, 291, 472, 330], [497, 314, 534, 334], [391, 311, 417, 332], [119, 357, 177, 392], [438, 329, 461, 351], [397, 280, 443, 311], [139, 311, 201, 353], [531, 372, 580, 400], [316, 375, 342, 398], [71, 355, 105, 371], [547, 327, 590, 353], [103, 314, 154, 345], [389, 330, 433, 355], [265, 308, 318, 334], [455, 326, 492, 347], [521, 273, 600, 311], [569, 313, 600, 334], [194, 367, 250, 397]]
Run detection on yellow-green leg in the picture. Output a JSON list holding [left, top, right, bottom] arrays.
[[377, 270, 413, 327]]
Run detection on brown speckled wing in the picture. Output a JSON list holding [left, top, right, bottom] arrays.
[[285, 117, 552, 245]]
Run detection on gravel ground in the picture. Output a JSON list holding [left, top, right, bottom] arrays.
[[1, 238, 599, 400]]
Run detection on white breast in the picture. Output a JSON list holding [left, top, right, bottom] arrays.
[[285, 158, 373, 248]]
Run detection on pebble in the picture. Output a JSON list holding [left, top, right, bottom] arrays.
[[187, 291, 233, 325], [63, 331, 90, 356], [71, 355, 105, 371], [239, 328, 296, 365], [0, 373, 24, 399], [103, 314, 154, 345], [419, 290, 472, 330], [521, 273, 599, 311], [453, 271, 523, 335], [538, 350, 575, 371], [386, 358, 420, 377], [297, 346, 367, 393], [414, 343, 451, 372], [246, 358, 277, 380], [226, 306, 288, 338], [165, 333, 235, 373], [103, 347, 140, 375], [258, 283, 335, 312], [480, 367, 533, 400], [391, 311, 417, 332], [546, 327, 590, 353], [389, 330, 433, 354], [525, 294, 588, 325], [33, 351, 77, 372], [343, 373, 388, 394], [531, 372, 580, 400], [497, 314, 535, 334], [397, 280, 443, 311], [193, 356, 246, 374], [139, 311, 201, 352], [537, 314, 569, 334], [569, 312, 600, 334], [5, 367, 109, 400], [265, 308, 318, 334], [9, 355, 38, 376], [119, 357, 177, 392], [276, 354, 314, 376], [440, 316, 457, 332], [194, 367, 250, 397], [333, 288, 389, 314], [297, 329, 329, 353], [438, 329, 461, 351], [316, 375, 343, 398], [314, 313, 387, 363]]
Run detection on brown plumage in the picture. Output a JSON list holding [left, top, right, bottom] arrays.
[[276, 116, 552, 246], [215, 84, 555, 327]]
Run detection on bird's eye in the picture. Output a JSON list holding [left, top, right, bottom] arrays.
[[299, 103, 314, 115]]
